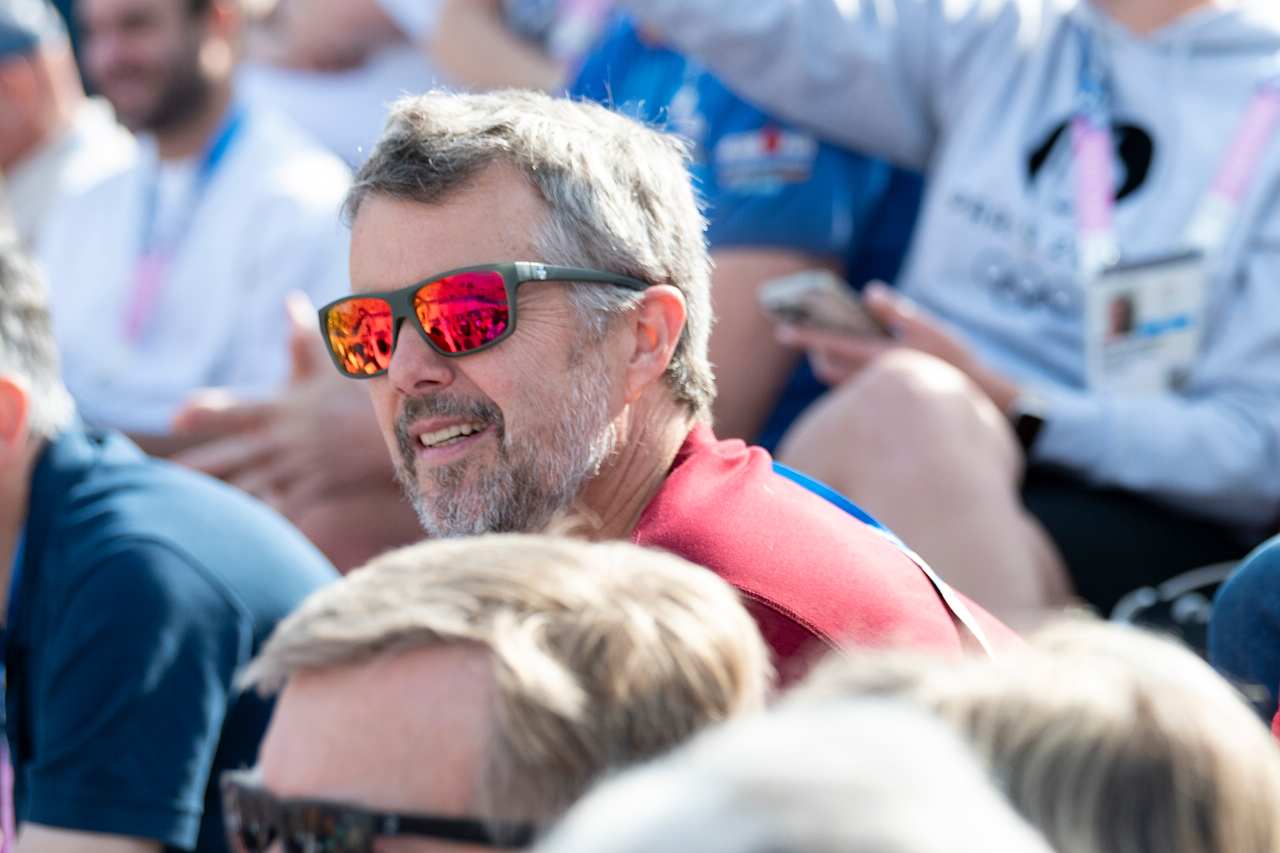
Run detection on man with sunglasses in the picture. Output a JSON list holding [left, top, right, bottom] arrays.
[[325, 89, 1015, 680], [226, 533, 772, 852], [0, 240, 336, 852]]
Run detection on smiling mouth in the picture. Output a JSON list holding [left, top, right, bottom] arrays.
[[418, 422, 488, 450]]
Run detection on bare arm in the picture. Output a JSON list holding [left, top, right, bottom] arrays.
[[251, 0, 404, 71], [430, 0, 563, 91], [709, 249, 834, 442], [17, 826, 160, 853]]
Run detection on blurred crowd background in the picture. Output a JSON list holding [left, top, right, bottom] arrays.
[[6, 0, 1280, 849]]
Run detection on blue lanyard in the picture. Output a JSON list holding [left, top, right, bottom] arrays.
[[1076, 28, 1112, 126], [137, 105, 247, 258], [4, 533, 22, 639]]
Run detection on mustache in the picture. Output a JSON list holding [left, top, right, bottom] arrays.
[[394, 394, 504, 458]]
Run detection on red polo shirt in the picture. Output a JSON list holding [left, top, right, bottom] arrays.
[[633, 425, 1017, 680]]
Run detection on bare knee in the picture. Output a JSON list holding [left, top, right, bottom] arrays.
[[780, 350, 1021, 483]]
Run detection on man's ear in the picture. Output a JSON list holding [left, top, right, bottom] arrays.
[[0, 376, 32, 462], [621, 285, 687, 405], [202, 0, 242, 74]]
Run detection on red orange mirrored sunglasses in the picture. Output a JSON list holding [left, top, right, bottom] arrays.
[[317, 262, 651, 378]]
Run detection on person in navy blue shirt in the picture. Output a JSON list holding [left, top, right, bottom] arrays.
[[0, 240, 336, 852], [572, 16, 923, 447]]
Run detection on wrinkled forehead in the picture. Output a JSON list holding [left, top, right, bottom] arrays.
[[348, 164, 551, 295]]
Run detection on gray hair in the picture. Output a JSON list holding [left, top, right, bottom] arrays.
[[241, 533, 772, 824], [0, 240, 74, 438], [344, 89, 716, 418], [537, 701, 1052, 853]]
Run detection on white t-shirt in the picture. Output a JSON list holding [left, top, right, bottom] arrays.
[[38, 105, 352, 435], [7, 99, 136, 249]]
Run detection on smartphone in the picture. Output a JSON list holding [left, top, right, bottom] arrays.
[[758, 269, 890, 338]]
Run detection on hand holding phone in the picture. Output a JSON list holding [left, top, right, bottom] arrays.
[[758, 270, 891, 338]]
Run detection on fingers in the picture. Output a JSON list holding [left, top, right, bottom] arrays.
[[863, 280, 915, 333], [230, 460, 294, 512], [775, 323, 891, 362], [171, 389, 274, 437], [171, 430, 278, 480], [774, 322, 895, 386], [286, 291, 327, 382]]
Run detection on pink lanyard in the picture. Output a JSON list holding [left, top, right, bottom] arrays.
[[1071, 34, 1280, 277], [122, 107, 246, 345]]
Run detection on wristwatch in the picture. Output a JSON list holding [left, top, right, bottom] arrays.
[[1007, 394, 1047, 455]]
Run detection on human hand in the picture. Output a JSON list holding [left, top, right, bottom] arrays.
[[248, 0, 402, 71], [775, 281, 1019, 410], [171, 293, 394, 516]]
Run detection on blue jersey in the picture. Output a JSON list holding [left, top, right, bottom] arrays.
[[573, 19, 923, 448], [573, 18, 922, 276]]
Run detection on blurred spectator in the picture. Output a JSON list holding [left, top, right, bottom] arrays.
[[619, 0, 1280, 624], [227, 534, 771, 851], [797, 619, 1280, 853], [0, 178, 12, 236], [326, 89, 1015, 681], [171, 295, 421, 571], [0, 0, 133, 247], [432, 0, 611, 92], [572, 15, 922, 444], [537, 702, 1051, 853], [238, 0, 443, 166], [1210, 535, 1280, 713], [0, 240, 336, 852], [37, 0, 350, 452]]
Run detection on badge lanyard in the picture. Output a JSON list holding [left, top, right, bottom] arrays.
[[122, 106, 248, 346], [0, 535, 23, 853], [1071, 32, 1280, 275]]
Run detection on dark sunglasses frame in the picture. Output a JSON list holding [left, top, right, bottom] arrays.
[[221, 770, 537, 851], [317, 261, 652, 378]]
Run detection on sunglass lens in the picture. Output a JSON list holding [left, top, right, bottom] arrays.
[[324, 297, 396, 376], [414, 271, 510, 355]]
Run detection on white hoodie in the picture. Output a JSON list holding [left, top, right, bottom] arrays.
[[622, 0, 1280, 531]]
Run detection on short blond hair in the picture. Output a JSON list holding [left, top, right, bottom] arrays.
[[536, 701, 1052, 853], [242, 534, 772, 821], [795, 619, 1280, 853]]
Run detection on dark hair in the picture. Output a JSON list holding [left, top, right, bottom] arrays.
[[0, 240, 73, 436]]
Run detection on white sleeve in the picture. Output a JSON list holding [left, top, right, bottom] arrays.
[[374, 0, 442, 40], [211, 156, 351, 397], [617, 0, 1048, 170], [1033, 227, 1280, 530]]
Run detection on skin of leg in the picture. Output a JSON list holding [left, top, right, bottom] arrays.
[[708, 248, 834, 442], [777, 349, 1072, 626]]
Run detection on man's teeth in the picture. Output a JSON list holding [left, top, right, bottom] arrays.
[[419, 422, 485, 449]]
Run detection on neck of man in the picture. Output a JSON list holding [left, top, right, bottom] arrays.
[[1094, 0, 1226, 35], [154, 80, 234, 162], [577, 392, 696, 541], [0, 441, 40, 624]]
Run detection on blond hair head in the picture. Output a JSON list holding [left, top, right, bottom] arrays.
[[242, 534, 772, 821], [536, 700, 1052, 853], [796, 619, 1280, 853]]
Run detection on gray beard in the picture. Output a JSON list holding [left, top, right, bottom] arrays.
[[393, 355, 618, 538]]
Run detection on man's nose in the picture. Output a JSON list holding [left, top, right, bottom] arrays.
[[387, 322, 456, 395]]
